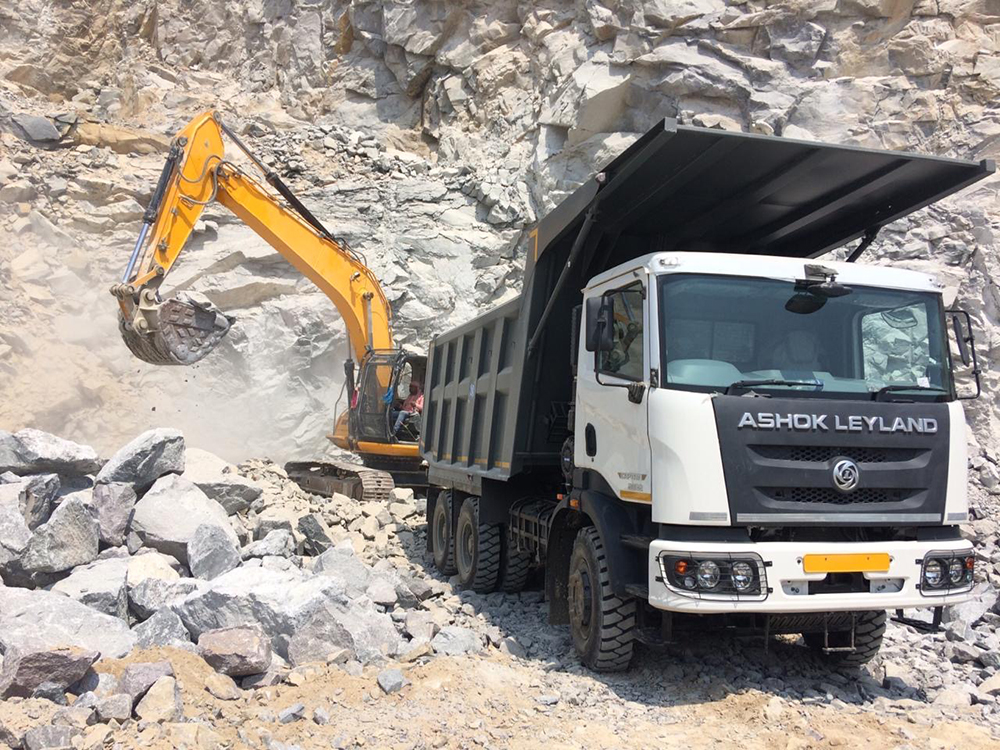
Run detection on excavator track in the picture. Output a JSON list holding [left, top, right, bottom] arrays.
[[285, 460, 395, 503]]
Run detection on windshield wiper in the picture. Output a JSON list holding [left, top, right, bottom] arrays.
[[726, 379, 823, 395], [872, 385, 947, 402]]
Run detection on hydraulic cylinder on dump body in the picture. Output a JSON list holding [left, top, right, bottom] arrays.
[[420, 118, 995, 671]]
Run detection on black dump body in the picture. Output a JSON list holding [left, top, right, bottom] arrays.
[[422, 118, 993, 492]]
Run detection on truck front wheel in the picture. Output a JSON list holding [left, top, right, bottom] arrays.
[[455, 497, 502, 592], [802, 610, 886, 668], [568, 526, 635, 672], [431, 490, 457, 575]]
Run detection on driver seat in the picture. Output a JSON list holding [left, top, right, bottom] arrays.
[[769, 330, 824, 371]]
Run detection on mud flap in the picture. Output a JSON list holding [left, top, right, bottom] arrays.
[[119, 292, 233, 366]]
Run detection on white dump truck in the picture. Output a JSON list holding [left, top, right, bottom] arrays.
[[420, 120, 995, 671]]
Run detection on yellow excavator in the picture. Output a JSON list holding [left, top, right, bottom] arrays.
[[110, 111, 425, 501]]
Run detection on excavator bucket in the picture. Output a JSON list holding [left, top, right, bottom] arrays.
[[118, 292, 234, 366]]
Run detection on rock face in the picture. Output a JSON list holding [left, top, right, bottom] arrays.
[[0, 587, 136, 658], [20, 496, 99, 574], [0, 430, 101, 476], [130, 475, 237, 564], [198, 626, 272, 677], [95, 429, 184, 491]]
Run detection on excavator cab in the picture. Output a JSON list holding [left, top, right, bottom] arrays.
[[348, 350, 427, 446]]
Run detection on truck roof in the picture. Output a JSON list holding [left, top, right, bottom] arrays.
[[531, 119, 994, 275], [587, 251, 944, 294]]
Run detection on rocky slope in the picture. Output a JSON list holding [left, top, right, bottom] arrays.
[[1, 0, 998, 472], [0, 427, 998, 748]]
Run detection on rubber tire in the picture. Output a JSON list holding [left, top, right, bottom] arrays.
[[568, 526, 636, 672], [499, 535, 533, 594], [802, 610, 886, 669], [431, 490, 457, 576], [455, 497, 502, 593]]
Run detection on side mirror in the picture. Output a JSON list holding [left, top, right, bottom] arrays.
[[950, 313, 970, 366], [585, 296, 614, 353], [947, 309, 981, 400]]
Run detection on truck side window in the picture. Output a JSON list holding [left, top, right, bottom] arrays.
[[598, 285, 644, 381]]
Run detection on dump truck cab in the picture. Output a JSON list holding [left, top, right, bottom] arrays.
[[422, 118, 994, 671], [579, 251, 974, 617]]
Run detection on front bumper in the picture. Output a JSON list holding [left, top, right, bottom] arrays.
[[647, 537, 975, 614]]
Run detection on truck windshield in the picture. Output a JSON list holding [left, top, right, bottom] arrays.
[[658, 274, 953, 400]]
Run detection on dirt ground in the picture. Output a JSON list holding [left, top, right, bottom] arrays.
[[93, 646, 997, 750]]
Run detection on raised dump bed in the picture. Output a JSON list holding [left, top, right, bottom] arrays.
[[421, 118, 994, 493]]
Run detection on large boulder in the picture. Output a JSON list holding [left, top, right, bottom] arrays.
[[128, 577, 203, 621], [95, 428, 185, 491], [430, 626, 482, 656], [130, 475, 238, 564], [50, 558, 129, 620], [181, 448, 262, 515], [197, 626, 272, 676], [0, 474, 60, 530], [287, 602, 402, 666], [188, 524, 241, 580], [90, 482, 137, 547], [135, 676, 183, 723], [169, 567, 347, 651], [125, 551, 182, 587], [133, 609, 192, 649], [242, 529, 295, 560], [0, 587, 135, 658], [20, 496, 99, 574], [0, 490, 31, 569], [0, 646, 99, 698], [313, 546, 372, 597], [118, 661, 174, 706], [0, 429, 102, 476]]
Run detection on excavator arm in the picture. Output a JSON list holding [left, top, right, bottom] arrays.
[[111, 111, 393, 366]]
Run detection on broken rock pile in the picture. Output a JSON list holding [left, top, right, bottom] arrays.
[[0, 426, 500, 747]]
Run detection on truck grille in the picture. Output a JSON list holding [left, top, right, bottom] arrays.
[[761, 487, 916, 506], [750, 445, 924, 464]]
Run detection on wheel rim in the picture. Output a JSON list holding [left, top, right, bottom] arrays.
[[433, 505, 447, 562], [457, 517, 474, 578], [569, 561, 593, 644]]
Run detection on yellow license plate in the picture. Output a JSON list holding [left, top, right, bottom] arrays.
[[802, 553, 890, 574]]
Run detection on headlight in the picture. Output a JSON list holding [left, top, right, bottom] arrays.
[[923, 559, 943, 588], [920, 551, 974, 596], [659, 553, 766, 600], [697, 560, 720, 589], [948, 558, 964, 585], [731, 561, 755, 592]]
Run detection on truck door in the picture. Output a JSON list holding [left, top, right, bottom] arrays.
[[576, 281, 652, 504]]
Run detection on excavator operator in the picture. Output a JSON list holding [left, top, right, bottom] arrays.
[[391, 380, 423, 437]]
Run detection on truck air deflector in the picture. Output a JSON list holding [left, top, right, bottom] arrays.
[[531, 119, 994, 275]]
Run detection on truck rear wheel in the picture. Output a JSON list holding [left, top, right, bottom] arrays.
[[431, 490, 457, 575], [499, 537, 532, 594], [568, 526, 635, 672], [802, 610, 886, 668], [455, 497, 501, 593]]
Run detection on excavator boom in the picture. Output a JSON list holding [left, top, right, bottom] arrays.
[[111, 111, 393, 366]]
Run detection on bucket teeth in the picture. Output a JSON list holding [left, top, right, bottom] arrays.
[[118, 293, 234, 366]]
